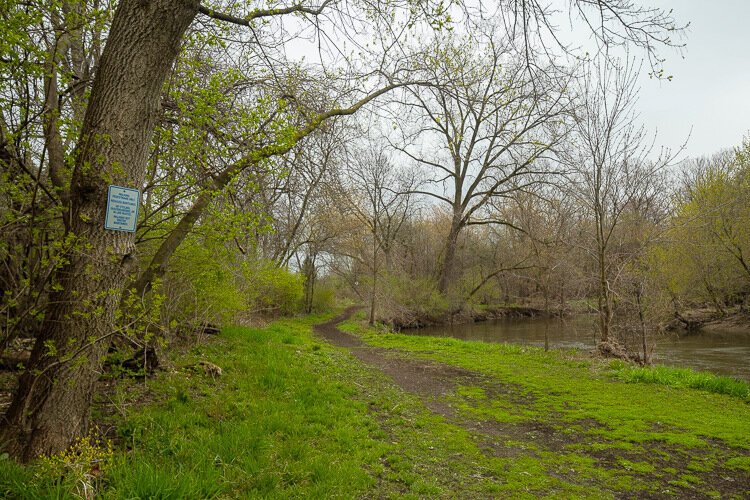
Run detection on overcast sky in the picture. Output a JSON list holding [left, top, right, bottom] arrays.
[[635, 0, 750, 159], [292, 0, 748, 160]]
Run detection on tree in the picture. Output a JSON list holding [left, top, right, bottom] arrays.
[[389, 27, 571, 296], [338, 141, 415, 324], [1, 0, 200, 461], [661, 143, 750, 314], [564, 56, 673, 347], [0, 0, 440, 461], [502, 187, 580, 312], [265, 124, 353, 313], [0, 0, 684, 461], [0, 0, 108, 352]]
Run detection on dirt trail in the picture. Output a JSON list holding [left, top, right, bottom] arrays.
[[314, 306, 481, 416], [314, 307, 750, 498], [314, 307, 578, 447]]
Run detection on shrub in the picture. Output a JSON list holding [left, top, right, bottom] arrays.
[[242, 260, 304, 315], [609, 361, 750, 400], [163, 238, 246, 328], [378, 274, 448, 327], [310, 282, 337, 312], [35, 434, 113, 499]]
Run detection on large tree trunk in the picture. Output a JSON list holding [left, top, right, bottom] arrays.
[[1, 0, 199, 462], [438, 206, 463, 294]]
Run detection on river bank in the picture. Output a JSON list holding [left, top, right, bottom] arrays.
[[1, 309, 749, 497], [393, 303, 557, 330], [407, 301, 750, 333], [404, 312, 750, 382], [669, 307, 750, 335]]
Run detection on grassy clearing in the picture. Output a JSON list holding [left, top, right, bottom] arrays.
[[1, 311, 749, 498], [0, 314, 518, 498], [340, 316, 750, 496], [341, 318, 750, 446]]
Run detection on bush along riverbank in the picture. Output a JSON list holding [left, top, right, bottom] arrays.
[[2, 310, 749, 498], [389, 303, 558, 330]]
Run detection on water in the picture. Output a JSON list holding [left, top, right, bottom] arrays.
[[406, 315, 750, 382]]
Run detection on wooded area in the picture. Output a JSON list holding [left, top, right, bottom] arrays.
[[1, 0, 748, 468]]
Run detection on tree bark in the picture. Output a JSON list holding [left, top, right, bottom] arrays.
[[438, 206, 463, 294], [302, 251, 316, 314], [42, 23, 71, 204], [1, 0, 199, 462]]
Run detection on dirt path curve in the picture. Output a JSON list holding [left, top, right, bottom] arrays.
[[313, 306, 485, 417], [313, 306, 557, 452], [313, 308, 750, 498]]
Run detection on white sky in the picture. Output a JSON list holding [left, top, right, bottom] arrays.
[[635, 0, 750, 159]]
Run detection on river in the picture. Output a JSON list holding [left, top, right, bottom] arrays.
[[406, 315, 750, 382]]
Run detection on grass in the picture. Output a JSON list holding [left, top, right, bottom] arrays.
[[1, 310, 749, 498], [1, 314, 388, 498], [608, 360, 750, 400], [341, 319, 750, 444]]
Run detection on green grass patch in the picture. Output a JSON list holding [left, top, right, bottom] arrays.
[[1, 314, 387, 498], [618, 459, 656, 474], [2, 312, 749, 498], [726, 456, 750, 471], [339, 318, 750, 497], [340, 323, 750, 449], [608, 360, 750, 400]]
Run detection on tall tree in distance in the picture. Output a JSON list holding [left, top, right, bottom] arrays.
[[388, 27, 572, 296], [564, 56, 675, 348], [339, 140, 416, 325]]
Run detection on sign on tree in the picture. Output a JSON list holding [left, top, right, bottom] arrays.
[[105, 185, 140, 232]]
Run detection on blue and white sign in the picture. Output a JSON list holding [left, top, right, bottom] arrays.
[[104, 185, 140, 232]]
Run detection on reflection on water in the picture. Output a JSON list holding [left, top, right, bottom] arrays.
[[406, 315, 750, 382]]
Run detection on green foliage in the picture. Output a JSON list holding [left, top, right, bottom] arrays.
[[34, 434, 113, 499], [381, 274, 448, 324], [310, 282, 337, 313], [658, 139, 750, 309], [161, 233, 304, 329], [163, 237, 246, 327], [242, 260, 304, 315], [0, 178, 75, 344], [0, 1, 45, 81], [118, 278, 167, 350], [608, 360, 750, 400], [0, 0, 117, 351], [0, 433, 114, 499]]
